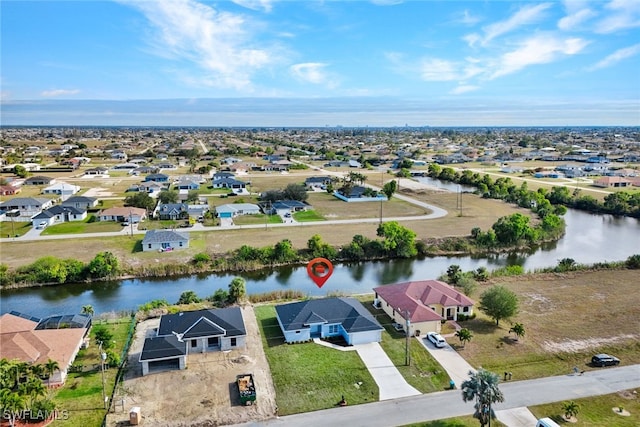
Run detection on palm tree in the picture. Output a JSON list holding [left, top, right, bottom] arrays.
[[562, 400, 580, 421], [509, 323, 525, 341], [81, 304, 94, 317], [461, 369, 504, 427], [455, 328, 474, 348], [0, 389, 26, 427], [45, 359, 60, 387], [0, 358, 17, 390], [19, 376, 46, 407]]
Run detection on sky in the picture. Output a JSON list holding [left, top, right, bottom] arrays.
[[1, 0, 639, 127]]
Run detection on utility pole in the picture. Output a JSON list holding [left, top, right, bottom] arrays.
[[99, 341, 107, 409], [379, 171, 383, 225], [404, 310, 411, 366]]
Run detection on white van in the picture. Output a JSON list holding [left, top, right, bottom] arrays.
[[536, 418, 561, 427]]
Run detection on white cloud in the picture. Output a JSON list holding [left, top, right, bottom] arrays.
[[595, 0, 640, 33], [120, 0, 274, 91], [589, 43, 640, 70], [558, 8, 596, 31], [455, 9, 481, 25], [450, 85, 480, 95], [419, 59, 459, 81], [231, 0, 274, 13], [290, 63, 335, 87], [41, 89, 80, 97], [491, 34, 589, 78], [473, 3, 553, 46]]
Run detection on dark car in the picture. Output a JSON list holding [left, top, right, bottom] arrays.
[[591, 353, 620, 367]]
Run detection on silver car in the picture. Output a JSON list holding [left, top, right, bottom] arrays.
[[427, 332, 446, 348]]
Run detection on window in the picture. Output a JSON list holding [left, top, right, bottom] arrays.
[[208, 337, 219, 347], [329, 325, 339, 334], [230, 338, 237, 347], [148, 244, 152, 249], [190, 340, 197, 348]]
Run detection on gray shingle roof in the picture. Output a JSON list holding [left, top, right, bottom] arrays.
[[157, 307, 246, 338], [275, 297, 383, 333], [141, 229, 189, 244], [139, 335, 187, 361]]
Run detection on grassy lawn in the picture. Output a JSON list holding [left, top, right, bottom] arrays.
[[359, 297, 451, 393], [233, 213, 282, 225], [294, 209, 325, 222], [51, 318, 134, 427], [41, 218, 123, 235], [254, 305, 379, 415], [529, 390, 640, 426], [450, 269, 640, 381], [0, 220, 32, 237]]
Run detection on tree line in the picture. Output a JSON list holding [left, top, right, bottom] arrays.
[[427, 163, 640, 218]]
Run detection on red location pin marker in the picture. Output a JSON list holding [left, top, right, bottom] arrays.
[[307, 257, 334, 288]]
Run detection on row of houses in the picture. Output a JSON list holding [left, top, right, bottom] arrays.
[[139, 279, 474, 376]]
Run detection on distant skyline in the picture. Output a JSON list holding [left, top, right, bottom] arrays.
[[1, 0, 639, 126]]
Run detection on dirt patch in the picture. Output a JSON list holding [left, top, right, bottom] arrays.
[[83, 187, 115, 198], [105, 305, 276, 427], [542, 334, 638, 353]]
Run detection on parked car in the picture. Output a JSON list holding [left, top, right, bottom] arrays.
[[392, 322, 404, 332], [36, 221, 48, 230], [591, 353, 620, 367], [427, 332, 446, 348]]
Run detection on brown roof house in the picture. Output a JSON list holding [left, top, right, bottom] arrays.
[[373, 280, 475, 336], [0, 312, 91, 386]]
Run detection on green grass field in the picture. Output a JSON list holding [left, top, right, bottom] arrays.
[[254, 305, 379, 415], [529, 391, 640, 426], [41, 218, 123, 235], [293, 209, 325, 222], [51, 318, 133, 427], [0, 220, 32, 237]]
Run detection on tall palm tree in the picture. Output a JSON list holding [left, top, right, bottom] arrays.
[[455, 328, 474, 348], [0, 358, 17, 390], [461, 369, 504, 427], [45, 359, 60, 387]]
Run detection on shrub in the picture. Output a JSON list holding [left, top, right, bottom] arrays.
[[625, 254, 640, 269]]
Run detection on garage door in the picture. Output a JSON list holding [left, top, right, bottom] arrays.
[[148, 358, 180, 373]]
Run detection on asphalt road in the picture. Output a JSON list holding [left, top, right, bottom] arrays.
[[237, 364, 640, 427]]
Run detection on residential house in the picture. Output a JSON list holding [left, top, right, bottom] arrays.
[[275, 297, 383, 345], [112, 163, 138, 171], [212, 177, 248, 194], [83, 167, 109, 177], [98, 207, 147, 223], [139, 307, 246, 376], [212, 171, 235, 181], [0, 197, 54, 222], [0, 185, 21, 196], [593, 176, 634, 188], [334, 185, 386, 202], [176, 179, 201, 191], [141, 229, 189, 252], [186, 204, 210, 218], [23, 176, 56, 186], [373, 280, 475, 335], [42, 182, 81, 200], [62, 196, 99, 210], [0, 312, 91, 385], [215, 203, 260, 218], [270, 200, 310, 215], [144, 173, 170, 183], [305, 176, 333, 190], [31, 205, 87, 227], [156, 203, 189, 220]]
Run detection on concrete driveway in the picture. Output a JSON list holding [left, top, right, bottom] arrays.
[[495, 406, 539, 427], [416, 335, 475, 386], [355, 342, 421, 400]]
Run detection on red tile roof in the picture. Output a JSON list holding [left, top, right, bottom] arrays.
[[374, 280, 475, 323]]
